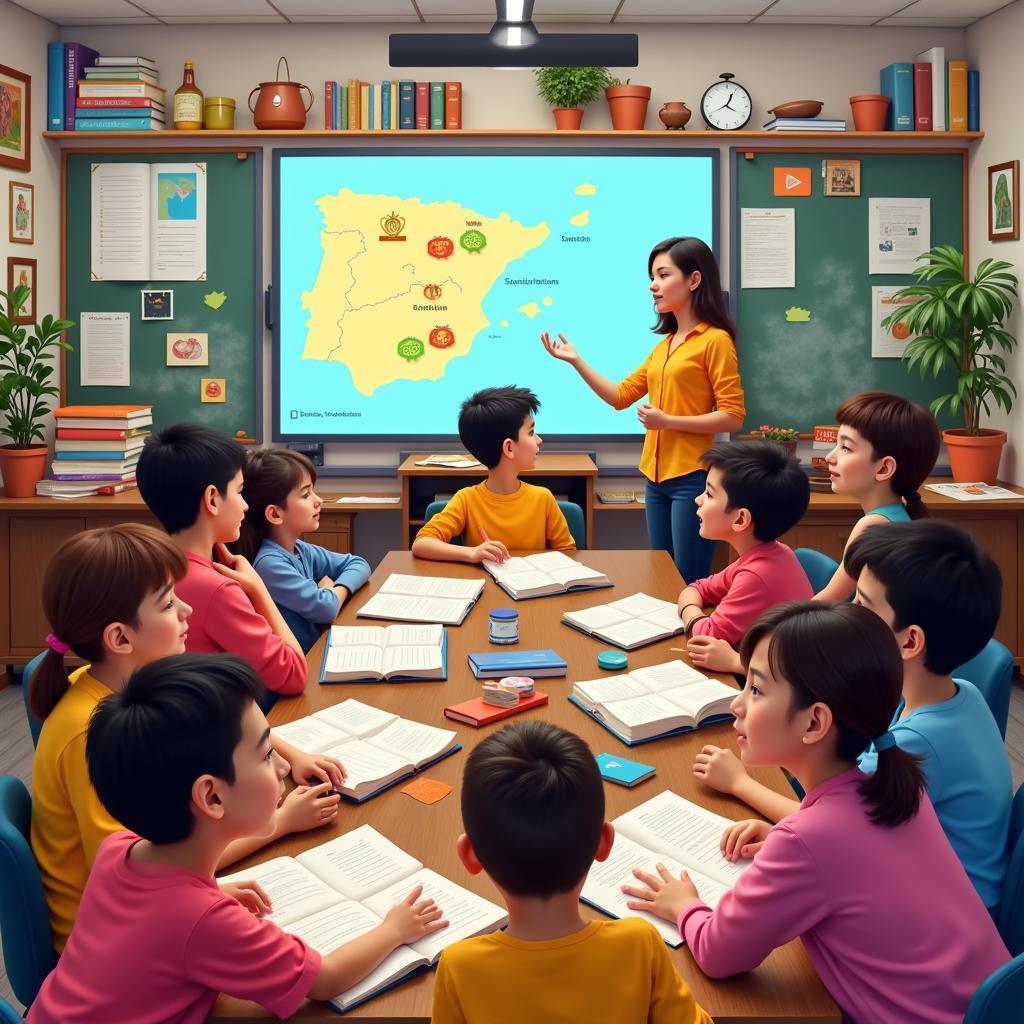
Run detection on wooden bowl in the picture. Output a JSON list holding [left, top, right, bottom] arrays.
[[769, 100, 824, 118]]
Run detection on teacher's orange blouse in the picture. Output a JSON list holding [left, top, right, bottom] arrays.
[[614, 322, 745, 483]]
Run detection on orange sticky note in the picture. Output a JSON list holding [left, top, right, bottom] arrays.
[[773, 167, 811, 196], [401, 777, 453, 805]]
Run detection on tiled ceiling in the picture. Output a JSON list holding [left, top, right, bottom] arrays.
[[9, 0, 1018, 26]]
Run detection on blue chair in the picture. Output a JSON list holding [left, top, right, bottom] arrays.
[[998, 782, 1024, 955], [794, 547, 840, 594], [422, 499, 587, 549], [20, 650, 46, 749], [0, 775, 57, 1008], [0, 995, 24, 1024], [964, 952, 1024, 1024], [955, 639, 1014, 739]]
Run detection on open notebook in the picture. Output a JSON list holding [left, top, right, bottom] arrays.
[[569, 660, 737, 744], [562, 592, 686, 650], [581, 790, 753, 947], [271, 700, 460, 802], [219, 825, 507, 1013], [483, 551, 612, 600], [319, 624, 447, 683], [358, 574, 485, 625]]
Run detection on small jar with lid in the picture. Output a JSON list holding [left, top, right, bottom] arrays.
[[488, 608, 519, 645]]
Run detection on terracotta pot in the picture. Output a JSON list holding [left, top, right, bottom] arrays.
[[0, 445, 48, 498], [248, 57, 313, 130], [659, 101, 691, 130], [943, 428, 1008, 485], [849, 94, 890, 132], [606, 84, 651, 130], [552, 107, 584, 130]]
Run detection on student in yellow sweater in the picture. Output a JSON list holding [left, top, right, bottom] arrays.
[[542, 236, 745, 583], [412, 386, 574, 562]]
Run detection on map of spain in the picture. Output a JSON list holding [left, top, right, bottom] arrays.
[[301, 190, 550, 395]]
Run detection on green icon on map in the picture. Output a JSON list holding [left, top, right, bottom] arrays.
[[397, 337, 425, 362], [460, 229, 487, 255]]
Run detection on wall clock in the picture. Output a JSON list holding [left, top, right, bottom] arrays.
[[700, 72, 752, 131]]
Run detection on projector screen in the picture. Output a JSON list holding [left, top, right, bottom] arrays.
[[273, 148, 718, 441]]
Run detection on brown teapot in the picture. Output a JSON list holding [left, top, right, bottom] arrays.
[[248, 57, 313, 130]]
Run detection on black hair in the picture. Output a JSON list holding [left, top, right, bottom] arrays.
[[137, 423, 246, 535], [648, 236, 736, 340], [457, 386, 539, 469], [701, 440, 810, 541], [844, 520, 1002, 675], [86, 653, 265, 844], [461, 721, 604, 897], [740, 601, 924, 828]]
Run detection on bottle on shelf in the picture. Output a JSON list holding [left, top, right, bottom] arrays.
[[173, 61, 203, 130]]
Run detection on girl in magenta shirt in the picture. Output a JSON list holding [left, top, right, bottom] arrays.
[[623, 601, 1009, 1024]]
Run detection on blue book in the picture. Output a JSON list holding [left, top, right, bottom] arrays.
[[880, 62, 914, 130], [320, 626, 447, 683], [47, 42, 65, 130], [595, 752, 656, 787], [74, 117, 161, 131], [468, 648, 568, 679], [64, 42, 100, 131], [332, 81, 341, 130], [968, 69, 980, 132], [74, 106, 159, 119], [382, 79, 391, 131], [398, 79, 415, 129], [54, 450, 138, 461]]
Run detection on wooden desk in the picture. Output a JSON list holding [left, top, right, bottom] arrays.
[[213, 551, 839, 1023], [397, 453, 598, 551]]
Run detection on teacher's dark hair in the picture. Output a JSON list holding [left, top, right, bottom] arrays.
[[649, 236, 736, 341]]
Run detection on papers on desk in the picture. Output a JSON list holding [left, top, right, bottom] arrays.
[[925, 482, 1019, 501], [414, 454, 482, 468], [335, 496, 402, 505]]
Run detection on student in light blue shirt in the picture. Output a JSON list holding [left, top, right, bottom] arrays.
[[238, 448, 371, 652]]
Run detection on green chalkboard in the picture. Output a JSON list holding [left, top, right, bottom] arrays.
[[63, 150, 262, 439], [731, 149, 964, 432]]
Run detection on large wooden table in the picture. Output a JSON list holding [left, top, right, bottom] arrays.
[[214, 550, 838, 1023]]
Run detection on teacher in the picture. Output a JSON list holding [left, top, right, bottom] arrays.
[[541, 236, 745, 584]]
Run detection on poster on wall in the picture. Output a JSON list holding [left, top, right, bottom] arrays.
[[871, 286, 918, 358], [868, 197, 930, 274]]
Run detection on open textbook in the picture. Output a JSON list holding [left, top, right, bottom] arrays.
[[483, 550, 612, 600], [319, 623, 447, 683], [562, 592, 685, 650], [271, 699, 459, 802], [569, 660, 737, 744], [581, 790, 753, 947], [219, 825, 507, 1012], [358, 574, 485, 625]]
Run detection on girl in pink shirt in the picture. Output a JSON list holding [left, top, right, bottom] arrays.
[[623, 601, 1009, 1024]]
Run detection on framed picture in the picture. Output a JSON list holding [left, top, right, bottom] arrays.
[[167, 331, 209, 366], [201, 378, 226, 403], [824, 159, 861, 197], [8, 180, 33, 243], [6, 256, 37, 325], [141, 289, 173, 320], [0, 63, 31, 172], [988, 160, 1020, 241]]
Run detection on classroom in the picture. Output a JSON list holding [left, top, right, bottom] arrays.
[[2, 0, 1024, 1021]]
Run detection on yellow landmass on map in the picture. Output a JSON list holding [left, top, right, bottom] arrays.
[[569, 211, 590, 226], [500, 319, 509, 328], [542, 296, 553, 306], [575, 182, 596, 195], [301, 190, 549, 395], [517, 302, 541, 319]]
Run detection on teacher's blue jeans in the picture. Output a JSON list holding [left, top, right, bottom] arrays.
[[645, 470, 716, 585]]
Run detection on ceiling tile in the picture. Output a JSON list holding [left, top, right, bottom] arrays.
[[274, 0, 418, 13], [135, 0, 278, 14], [617, 0, 768, 13], [533, 0, 620, 12], [895, 0, 1012, 16], [756, 15, 884, 23], [10, 0, 147, 17], [616, 15, 757, 22], [877, 15, 977, 25], [50, 14, 161, 23], [288, 14, 420, 21], [415, 0, 498, 12], [160, 13, 286, 20], [763, 0, 904, 14]]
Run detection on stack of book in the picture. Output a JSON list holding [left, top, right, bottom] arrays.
[[763, 116, 847, 132], [76, 56, 164, 132], [324, 80, 462, 130], [882, 50, 979, 132], [47, 42, 99, 131]]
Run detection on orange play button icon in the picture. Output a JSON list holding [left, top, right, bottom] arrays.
[[773, 167, 811, 196]]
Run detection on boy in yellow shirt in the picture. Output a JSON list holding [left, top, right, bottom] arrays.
[[430, 721, 711, 1024], [412, 386, 574, 562]]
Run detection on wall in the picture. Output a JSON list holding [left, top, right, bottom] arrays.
[[967, 0, 1024, 486]]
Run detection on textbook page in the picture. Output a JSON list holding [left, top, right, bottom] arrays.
[[314, 698, 398, 738], [322, 739, 412, 796], [385, 623, 445, 646], [598, 618, 668, 650], [150, 162, 207, 280], [358, 592, 472, 625], [630, 661, 710, 691], [271, 716, 348, 755], [370, 718, 456, 766], [218, 857, 340, 928], [382, 644, 444, 678], [381, 574, 484, 600], [91, 163, 150, 281], [324, 644, 384, 678]]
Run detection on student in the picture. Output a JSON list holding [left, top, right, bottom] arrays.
[[625, 602, 1009, 1024], [692, 520, 1010, 914], [431, 720, 710, 1024], [28, 525, 341, 953], [816, 391, 939, 602], [28, 654, 447, 1024], [542, 236, 745, 584], [412, 386, 574, 563], [677, 441, 812, 676], [237, 448, 371, 652]]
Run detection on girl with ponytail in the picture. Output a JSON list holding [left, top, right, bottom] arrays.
[[623, 601, 1008, 1024]]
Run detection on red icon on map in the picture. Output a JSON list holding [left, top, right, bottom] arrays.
[[429, 326, 455, 350], [423, 283, 443, 301], [427, 236, 454, 260]]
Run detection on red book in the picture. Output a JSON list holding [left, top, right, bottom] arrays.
[[325, 80, 334, 129], [415, 82, 429, 129], [443, 691, 549, 727], [76, 96, 162, 109], [445, 81, 462, 129], [913, 62, 932, 131], [56, 427, 148, 440], [97, 480, 137, 495]]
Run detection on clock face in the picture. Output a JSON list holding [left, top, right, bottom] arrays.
[[701, 79, 752, 131]]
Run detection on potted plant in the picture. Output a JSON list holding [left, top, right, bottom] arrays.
[[0, 285, 74, 497], [606, 76, 652, 130], [881, 244, 1018, 484], [533, 66, 611, 130], [758, 424, 800, 458]]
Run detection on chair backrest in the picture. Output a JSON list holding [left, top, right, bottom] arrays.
[[422, 499, 586, 549], [0, 775, 57, 1007], [21, 650, 47, 748], [963, 952, 1024, 1024], [0, 994, 25, 1024], [998, 782, 1024, 956], [423, 500, 464, 545], [794, 547, 839, 594], [954, 638, 1014, 739]]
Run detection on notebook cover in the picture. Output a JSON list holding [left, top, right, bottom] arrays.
[[443, 691, 549, 727], [468, 648, 567, 673], [595, 752, 656, 787]]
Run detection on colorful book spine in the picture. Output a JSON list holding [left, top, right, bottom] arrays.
[[913, 62, 932, 130], [325, 80, 334, 129], [445, 81, 462, 129], [880, 62, 913, 131], [48, 42, 65, 130], [360, 82, 370, 130], [65, 43, 101, 130], [73, 117, 162, 131], [54, 451, 134, 461], [390, 80, 398, 129], [947, 60, 968, 132], [429, 82, 445, 129], [371, 82, 381, 130], [381, 80, 391, 132], [415, 82, 429, 129], [347, 80, 359, 130], [399, 80, 415, 129], [76, 96, 161, 108], [915, 46, 946, 131], [968, 69, 980, 132], [73, 106, 163, 119], [340, 84, 348, 129], [78, 81, 164, 99]]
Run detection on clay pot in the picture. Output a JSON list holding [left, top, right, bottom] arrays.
[[659, 102, 691, 130], [552, 107, 584, 130], [769, 100, 823, 119], [0, 445, 48, 498], [248, 57, 313, 130], [849, 94, 890, 132], [943, 429, 1008, 485], [606, 84, 651, 130]]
